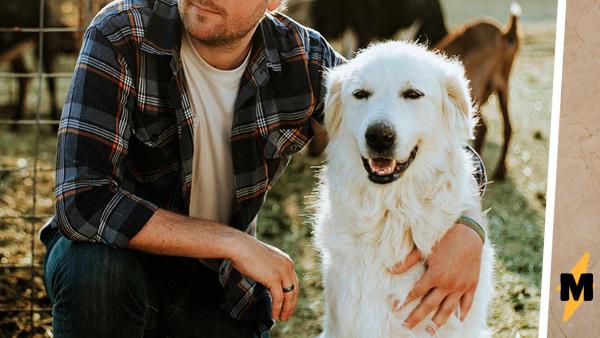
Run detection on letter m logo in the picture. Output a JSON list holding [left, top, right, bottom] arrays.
[[560, 273, 594, 301]]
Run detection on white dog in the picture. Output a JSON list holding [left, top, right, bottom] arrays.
[[313, 41, 494, 338]]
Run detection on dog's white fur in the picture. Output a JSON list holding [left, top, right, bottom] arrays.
[[313, 41, 494, 338]]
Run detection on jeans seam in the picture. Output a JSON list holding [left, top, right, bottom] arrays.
[[45, 235, 66, 303], [144, 301, 159, 332]]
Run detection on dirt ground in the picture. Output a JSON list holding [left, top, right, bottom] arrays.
[[0, 0, 556, 337]]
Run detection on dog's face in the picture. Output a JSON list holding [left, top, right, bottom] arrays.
[[324, 41, 475, 184]]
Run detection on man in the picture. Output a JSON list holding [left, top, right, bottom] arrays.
[[41, 0, 487, 336]]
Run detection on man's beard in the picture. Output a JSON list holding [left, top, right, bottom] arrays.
[[195, 22, 257, 48], [179, 0, 265, 48]]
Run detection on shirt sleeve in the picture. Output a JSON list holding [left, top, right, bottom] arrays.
[[54, 27, 157, 248], [311, 35, 345, 127]]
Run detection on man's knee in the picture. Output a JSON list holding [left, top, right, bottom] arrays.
[[44, 235, 148, 334], [45, 235, 146, 298]]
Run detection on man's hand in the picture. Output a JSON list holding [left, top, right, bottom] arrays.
[[388, 220, 484, 330], [229, 235, 299, 321]]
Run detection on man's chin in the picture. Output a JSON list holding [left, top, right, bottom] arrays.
[[187, 26, 229, 45]]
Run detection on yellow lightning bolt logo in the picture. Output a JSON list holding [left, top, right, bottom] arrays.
[[555, 252, 595, 321]]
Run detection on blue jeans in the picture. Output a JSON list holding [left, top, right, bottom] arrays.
[[43, 233, 267, 338]]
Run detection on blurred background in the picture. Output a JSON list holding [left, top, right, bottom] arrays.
[[0, 0, 556, 336]]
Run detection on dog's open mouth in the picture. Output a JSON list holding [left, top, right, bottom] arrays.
[[361, 145, 419, 184]]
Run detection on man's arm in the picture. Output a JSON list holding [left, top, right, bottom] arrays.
[[128, 208, 240, 258], [129, 209, 299, 321]]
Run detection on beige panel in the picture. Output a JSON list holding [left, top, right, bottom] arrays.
[[548, 0, 600, 336]]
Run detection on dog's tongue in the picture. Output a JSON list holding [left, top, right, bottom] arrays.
[[368, 158, 397, 176]]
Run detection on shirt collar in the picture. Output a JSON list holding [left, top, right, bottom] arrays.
[[140, 0, 182, 56]]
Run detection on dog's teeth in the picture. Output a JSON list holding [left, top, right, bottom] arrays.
[[368, 158, 397, 175]]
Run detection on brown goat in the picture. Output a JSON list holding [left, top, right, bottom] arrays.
[[435, 3, 521, 179]]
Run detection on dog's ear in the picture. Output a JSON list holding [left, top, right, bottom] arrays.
[[323, 67, 345, 137], [442, 61, 476, 140]]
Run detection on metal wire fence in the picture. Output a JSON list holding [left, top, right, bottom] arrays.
[[0, 1, 109, 336]]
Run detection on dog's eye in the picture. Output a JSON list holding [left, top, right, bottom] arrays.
[[352, 89, 371, 100], [402, 89, 424, 100]]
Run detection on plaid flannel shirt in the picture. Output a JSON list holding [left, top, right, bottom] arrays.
[[42, 0, 486, 332]]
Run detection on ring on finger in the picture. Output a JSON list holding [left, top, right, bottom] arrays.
[[282, 284, 295, 293], [426, 325, 438, 334]]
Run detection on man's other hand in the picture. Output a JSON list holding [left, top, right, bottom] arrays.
[[388, 222, 483, 330]]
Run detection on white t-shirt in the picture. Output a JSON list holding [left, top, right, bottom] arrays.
[[180, 30, 251, 226]]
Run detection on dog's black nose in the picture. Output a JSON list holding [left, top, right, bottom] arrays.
[[365, 123, 396, 152]]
